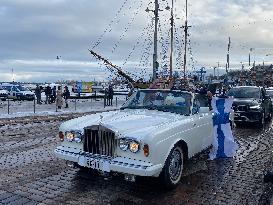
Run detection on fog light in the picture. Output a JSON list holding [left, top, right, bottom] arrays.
[[66, 161, 76, 168], [124, 174, 136, 182], [59, 131, 64, 142], [143, 144, 149, 157]]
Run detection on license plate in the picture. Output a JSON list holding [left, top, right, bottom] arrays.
[[86, 158, 100, 169], [86, 158, 110, 172]]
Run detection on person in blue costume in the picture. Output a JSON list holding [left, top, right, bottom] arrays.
[[209, 94, 238, 159]]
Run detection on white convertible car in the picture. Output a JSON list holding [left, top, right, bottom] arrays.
[[55, 89, 221, 189]]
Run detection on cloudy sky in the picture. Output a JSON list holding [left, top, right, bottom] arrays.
[[1, 0, 273, 83]]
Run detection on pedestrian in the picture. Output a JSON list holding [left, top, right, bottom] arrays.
[[105, 88, 109, 106], [108, 85, 114, 106], [63, 86, 70, 108], [45, 85, 51, 104], [34, 84, 42, 104], [207, 91, 213, 110], [51, 86, 56, 103], [56, 86, 63, 109]]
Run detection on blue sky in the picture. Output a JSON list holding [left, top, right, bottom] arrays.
[[1, 0, 273, 83]]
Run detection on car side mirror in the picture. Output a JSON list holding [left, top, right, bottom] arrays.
[[199, 107, 210, 113]]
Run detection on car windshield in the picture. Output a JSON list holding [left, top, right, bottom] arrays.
[[121, 90, 192, 115], [227, 87, 260, 98], [17, 85, 29, 91], [2, 86, 12, 92]]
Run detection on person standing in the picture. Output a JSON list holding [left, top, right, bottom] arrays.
[[51, 86, 56, 103], [108, 85, 114, 106], [45, 85, 51, 104], [34, 84, 42, 104], [56, 86, 63, 109], [104, 88, 109, 106], [63, 86, 70, 108]]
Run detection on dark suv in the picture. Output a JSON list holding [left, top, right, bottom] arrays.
[[227, 86, 272, 127]]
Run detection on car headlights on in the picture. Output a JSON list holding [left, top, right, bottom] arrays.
[[66, 132, 74, 142], [249, 105, 260, 110], [65, 131, 82, 143], [119, 138, 140, 153], [129, 141, 140, 153]]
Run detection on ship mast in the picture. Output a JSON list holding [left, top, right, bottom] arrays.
[[169, 0, 174, 79], [183, 0, 190, 79], [153, 0, 159, 81]]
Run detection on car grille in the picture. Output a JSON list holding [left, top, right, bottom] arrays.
[[83, 125, 116, 157], [233, 105, 249, 112]]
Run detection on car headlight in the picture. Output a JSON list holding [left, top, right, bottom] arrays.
[[129, 141, 140, 153], [119, 138, 129, 151], [65, 131, 82, 143], [66, 132, 74, 142], [249, 105, 260, 110], [119, 138, 140, 153]]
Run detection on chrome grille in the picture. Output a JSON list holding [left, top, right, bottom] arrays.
[[237, 105, 249, 112], [83, 125, 116, 156]]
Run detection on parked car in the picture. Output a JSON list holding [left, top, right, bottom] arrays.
[[227, 86, 272, 127], [0, 87, 8, 101], [1, 83, 35, 101], [55, 89, 233, 189]]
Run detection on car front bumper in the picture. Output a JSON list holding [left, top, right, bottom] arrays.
[[234, 111, 263, 122], [54, 146, 163, 177]]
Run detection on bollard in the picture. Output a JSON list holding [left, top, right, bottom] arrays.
[[33, 98, 36, 114], [75, 99, 77, 111], [7, 98, 10, 114], [116, 97, 118, 107]]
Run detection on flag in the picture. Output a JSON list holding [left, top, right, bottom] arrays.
[[209, 96, 238, 160]]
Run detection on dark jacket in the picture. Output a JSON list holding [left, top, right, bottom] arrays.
[[63, 88, 70, 99]]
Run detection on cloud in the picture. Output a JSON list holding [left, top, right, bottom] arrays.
[[0, 0, 273, 82]]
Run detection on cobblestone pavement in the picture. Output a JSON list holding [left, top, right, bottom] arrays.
[[0, 114, 273, 205]]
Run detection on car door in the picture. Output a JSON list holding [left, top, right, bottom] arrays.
[[190, 95, 213, 154]]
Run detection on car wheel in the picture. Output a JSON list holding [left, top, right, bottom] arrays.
[[258, 112, 265, 127], [160, 144, 184, 189]]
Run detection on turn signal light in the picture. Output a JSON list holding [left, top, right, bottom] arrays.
[[143, 144, 149, 157], [59, 131, 64, 142]]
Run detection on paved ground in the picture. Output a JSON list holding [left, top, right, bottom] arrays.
[[0, 113, 273, 205]]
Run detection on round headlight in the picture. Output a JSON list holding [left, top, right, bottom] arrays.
[[119, 139, 129, 151], [129, 141, 140, 153], [66, 132, 74, 142], [74, 132, 82, 143]]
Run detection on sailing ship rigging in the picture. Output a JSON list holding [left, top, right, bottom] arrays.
[[88, 0, 192, 89]]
